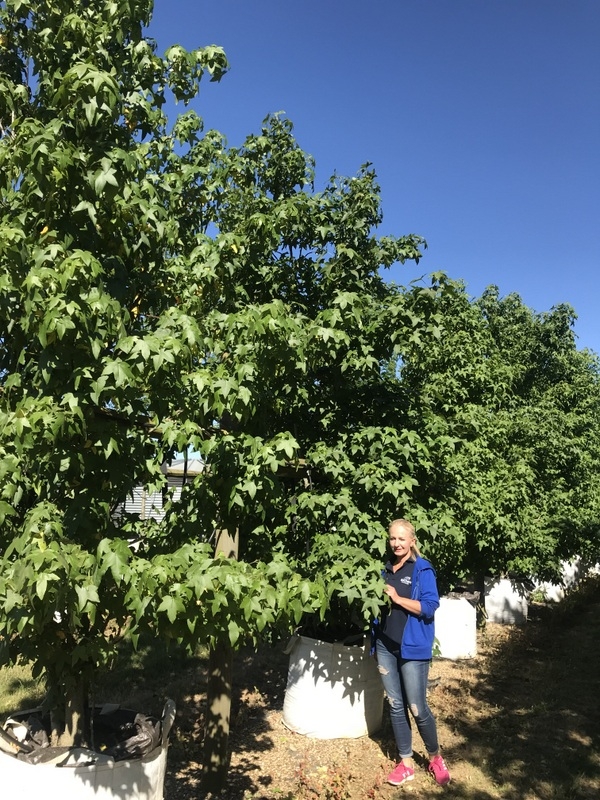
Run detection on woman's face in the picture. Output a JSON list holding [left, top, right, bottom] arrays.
[[388, 524, 414, 561]]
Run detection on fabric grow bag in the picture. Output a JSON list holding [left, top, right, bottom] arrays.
[[435, 597, 477, 659], [0, 700, 175, 800], [485, 578, 528, 624], [282, 635, 383, 739]]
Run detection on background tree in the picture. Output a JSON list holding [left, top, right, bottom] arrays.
[[476, 288, 600, 577], [394, 277, 600, 591]]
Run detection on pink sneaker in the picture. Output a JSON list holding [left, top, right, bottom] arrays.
[[429, 754, 450, 785], [387, 761, 415, 786]]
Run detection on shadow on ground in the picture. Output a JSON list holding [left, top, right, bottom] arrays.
[[436, 588, 600, 800], [152, 579, 600, 799]]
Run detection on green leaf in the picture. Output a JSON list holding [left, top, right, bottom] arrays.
[[35, 575, 48, 600], [157, 596, 179, 624], [228, 619, 240, 647]]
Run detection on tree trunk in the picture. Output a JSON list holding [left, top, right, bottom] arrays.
[[201, 527, 239, 795], [56, 681, 87, 748], [201, 635, 234, 794], [474, 572, 487, 628]]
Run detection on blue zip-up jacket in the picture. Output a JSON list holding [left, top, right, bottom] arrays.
[[398, 556, 439, 659], [374, 556, 440, 660]]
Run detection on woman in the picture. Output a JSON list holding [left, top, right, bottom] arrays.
[[375, 518, 450, 786]]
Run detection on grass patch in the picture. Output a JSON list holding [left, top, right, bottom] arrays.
[[0, 662, 45, 717]]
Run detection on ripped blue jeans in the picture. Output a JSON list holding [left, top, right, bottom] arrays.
[[375, 636, 439, 759]]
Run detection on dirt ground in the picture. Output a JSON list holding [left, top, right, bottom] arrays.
[[163, 581, 600, 800]]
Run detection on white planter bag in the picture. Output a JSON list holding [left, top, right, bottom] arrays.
[[282, 635, 383, 739], [485, 578, 528, 624], [435, 597, 477, 659], [0, 700, 175, 800]]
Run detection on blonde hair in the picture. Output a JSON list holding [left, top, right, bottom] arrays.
[[388, 518, 422, 558]]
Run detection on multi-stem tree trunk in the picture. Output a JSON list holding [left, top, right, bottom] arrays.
[[201, 527, 239, 794]]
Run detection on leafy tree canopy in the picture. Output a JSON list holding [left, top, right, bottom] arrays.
[[1, 0, 599, 748], [0, 0, 430, 737]]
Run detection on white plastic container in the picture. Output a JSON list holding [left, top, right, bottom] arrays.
[[435, 597, 477, 659], [282, 635, 383, 739], [485, 578, 528, 624]]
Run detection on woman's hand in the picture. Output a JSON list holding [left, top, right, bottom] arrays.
[[384, 584, 400, 604], [383, 583, 422, 616]]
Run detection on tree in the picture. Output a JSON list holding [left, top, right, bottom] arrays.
[[0, 0, 326, 753], [393, 277, 600, 590], [475, 288, 600, 577], [0, 0, 435, 785]]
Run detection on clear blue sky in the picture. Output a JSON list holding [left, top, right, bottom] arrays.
[[149, 0, 599, 355]]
